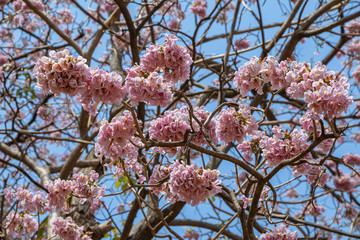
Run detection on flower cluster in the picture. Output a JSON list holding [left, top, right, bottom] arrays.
[[234, 38, 250, 50], [190, 0, 207, 18], [259, 126, 310, 168], [260, 224, 298, 240], [33, 49, 90, 96], [37, 105, 54, 122], [233, 56, 263, 96], [149, 161, 222, 206], [333, 173, 356, 192], [72, 171, 106, 213], [292, 162, 330, 186], [33, 49, 126, 114], [233, 57, 353, 120], [5, 212, 38, 240], [353, 65, 360, 84], [149, 106, 217, 156], [140, 34, 193, 85], [45, 170, 105, 213], [5, 186, 46, 213], [345, 19, 360, 34], [344, 153, 360, 166], [184, 229, 200, 240], [237, 130, 264, 163], [287, 62, 353, 120], [95, 111, 138, 161], [125, 65, 172, 107], [302, 203, 325, 217], [53, 216, 92, 240], [81, 67, 126, 114], [215, 105, 258, 144]]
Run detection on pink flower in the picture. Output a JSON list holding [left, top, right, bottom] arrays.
[[125, 66, 172, 107], [233, 56, 263, 96], [353, 65, 360, 84], [33, 49, 91, 96], [149, 106, 217, 156], [302, 203, 325, 217], [149, 161, 222, 206], [95, 111, 139, 161], [140, 34, 193, 85], [5, 212, 38, 240], [190, 0, 207, 18], [12, 187, 46, 212], [260, 127, 310, 168], [284, 188, 299, 199], [81, 67, 126, 114], [184, 229, 200, 240], [57, 9, 74, 25], [37, 105, 54, 122], [344, 153, 360, 166], [168, 18, 181, 30], [260, 224, 298, 240], [234, 38, 250, 50], [45, 179, 75, 212], [345, 19, 360, 34], [334, 175, 356, 192], [215, 105, 258, 144], [53, 216, 91, 240]]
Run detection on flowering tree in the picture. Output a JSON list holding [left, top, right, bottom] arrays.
[[1, 0, 360, 239]]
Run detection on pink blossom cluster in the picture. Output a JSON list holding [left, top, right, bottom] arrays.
[[343, 203, 358, 220], [233, 56, 291, 96], [45, 178, 75, 212], [237, 131, 264, 163], [344, 153, 360, 166], [57, 9, 74, 25], [33, 49, 126, 114], [81, 67, 126, 114], [302, 203, 325, 217], [190, 0, 207, 18], [352, 133, 360, 143], [215, 105, 258, 144], [234, 57, 353, 120], [233, 56, 263, 96], [95, 111, 139, 161], [149, 161, 222, 206], [333, 174, 356, 192], [353, 65, 360, 84], [292, 163, 330, 186], [184, 229, 200, 240], [125, 65, 172, 107], [12, 0, 45, 12], [234, 38, 250, 50], [347, 39, 360, 56], [149, 106, 217, 156], [345, 19, 360, 34], [259, 126, 310, 168], [5, 186, 46, 213], [45, 170, 105, 213], [140, 34, 193, 85], [33, 49, 90, 96], [259, 224, 298, 240], [284, 188, 299, 199], [111, 142, 146, 183], [53, 216, 92, 240], [5, 212, 38, 240], [37, 105, 54, 122], [72, 171, 106, 213]]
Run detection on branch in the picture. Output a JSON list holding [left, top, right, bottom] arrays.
[[0, 143, 51, 185], [22, 0, 84, 56]]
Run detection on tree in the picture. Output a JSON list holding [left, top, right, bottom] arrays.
[[1, 0, 360, 239]]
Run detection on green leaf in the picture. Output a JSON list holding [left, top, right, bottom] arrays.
[[115, 180, 121, 189]]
